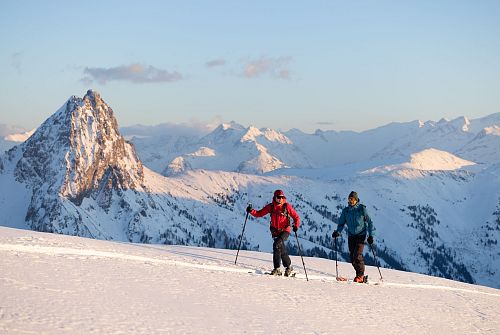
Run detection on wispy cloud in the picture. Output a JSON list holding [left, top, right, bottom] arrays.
[[205, 59, 226, 68], [11, 52, 23, 74], [81, 63, 183, 85], [316, 121, 335, 126], [242, 56, 292, 79], [121, 116, 223, 138]]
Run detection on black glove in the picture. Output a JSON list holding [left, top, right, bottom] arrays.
[[367, 236, 374, 245], [293, 226, 298, 232], [246, 205, 253, 213], [332, 230, 340, 239]]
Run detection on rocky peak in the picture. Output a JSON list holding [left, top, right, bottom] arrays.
[[202, 121, 245, 146], [14, 90, 144, 206], [83, 89, 103, 108]]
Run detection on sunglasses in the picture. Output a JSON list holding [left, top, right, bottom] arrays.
[[275, 196, 285, 199]]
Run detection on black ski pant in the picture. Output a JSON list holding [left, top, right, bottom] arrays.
[[348, 234, 366, 277], [273, 231, 291, 269]]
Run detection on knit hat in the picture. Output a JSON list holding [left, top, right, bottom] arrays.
[[274, 189, 285, 199], [348, 191, 359, 201]]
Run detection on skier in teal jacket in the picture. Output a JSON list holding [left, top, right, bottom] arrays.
[[332, 191, 375, 282]]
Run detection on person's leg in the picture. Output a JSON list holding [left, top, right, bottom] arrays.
[[351, 235, 366, 277], [273, 236, 283, 269], [348, 235, 356, 272], [279, 232, 291, 268], [273, 232, 290, 269]]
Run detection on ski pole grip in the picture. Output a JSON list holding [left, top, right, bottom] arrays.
[[245, 203, 253, 214]]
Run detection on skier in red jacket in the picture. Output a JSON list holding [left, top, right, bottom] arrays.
[[247, 189, 300, 276]]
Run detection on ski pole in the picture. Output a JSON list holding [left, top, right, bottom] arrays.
[[334, 237, 339, 279], [368, 242, 383, 281], [294, 231, 309, 281], [235, 205, 251, 265], [333, 237, 347, 281]]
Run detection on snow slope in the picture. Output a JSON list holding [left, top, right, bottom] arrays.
[[1, 91, 499, 290], [364, 148, 476, 173], [129, 121, 313, 175], [1, 226, 499, 335], [127, 113, 500, 178]]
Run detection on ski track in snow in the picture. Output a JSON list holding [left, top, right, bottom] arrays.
[[1, 242, 499, 298], [1, 228, 500, 335]]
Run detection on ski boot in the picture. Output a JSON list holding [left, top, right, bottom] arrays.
[[270, 268, 282, 276], [353, 275, 364, 283], [354, 275, 368, 283], [284, 266, 294, 277]]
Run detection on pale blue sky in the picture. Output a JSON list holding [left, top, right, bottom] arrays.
[[1, 0, 499, 133]]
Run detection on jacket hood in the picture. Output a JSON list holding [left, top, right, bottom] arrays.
[[273, 190, 286, 200], [272, 189, 287, 204], [274, 189, 285, 198]]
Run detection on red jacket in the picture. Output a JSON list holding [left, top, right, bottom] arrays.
[[250, 200, 300, 236]]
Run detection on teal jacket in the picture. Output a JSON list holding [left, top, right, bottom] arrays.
[[336, 203, 375, 237]]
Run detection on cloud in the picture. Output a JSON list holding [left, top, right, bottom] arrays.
[[242, 56, 292, 79], [205, 59, 226, 68], [11, 52, 23, 74], [81, 63, 183, 85], [0, 123, 28, 137], [121, 117, 222, 138], [316, 121, 335, 126]]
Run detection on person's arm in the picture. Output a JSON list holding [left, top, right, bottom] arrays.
[[332, 208, 346, 238], [336, 208, 347, 234], [250, 203, 272, 218], [363, 206, 375, 237], [288, 204, 300, 230]]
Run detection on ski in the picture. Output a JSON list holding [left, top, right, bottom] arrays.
[[335, 276, 367, 283], [333, 275, 382, 285], [264, 271, 296, 277]]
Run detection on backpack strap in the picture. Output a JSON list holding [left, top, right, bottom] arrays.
[[270, 203, 289, 214], [282, 203, 290, 226], [269, 203, 291, 227]]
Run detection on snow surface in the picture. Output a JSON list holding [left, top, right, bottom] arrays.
[[364, 148, 476, 174], [126, 112, 500, 176], [402, 148, 475, 171], [1, 226, 499, 335], [1, 92, 500, 296]]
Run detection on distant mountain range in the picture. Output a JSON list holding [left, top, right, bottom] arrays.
[[121, 111, 500, 177], [1, 90, 499, 288]]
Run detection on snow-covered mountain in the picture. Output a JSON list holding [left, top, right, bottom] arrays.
[[0, 91, 214, 243], [2, 90, 147, 236], [1, 227, 499, 334], [285, 115, 500, 171], [127, 121, 313, 175], [364, 148, 476, 173], [127, 113, 500, 176], [1, 91, 499, 289]]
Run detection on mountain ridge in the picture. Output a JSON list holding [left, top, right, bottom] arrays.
[[123, 112, 500, 176], [1, 91, 499, 289]]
